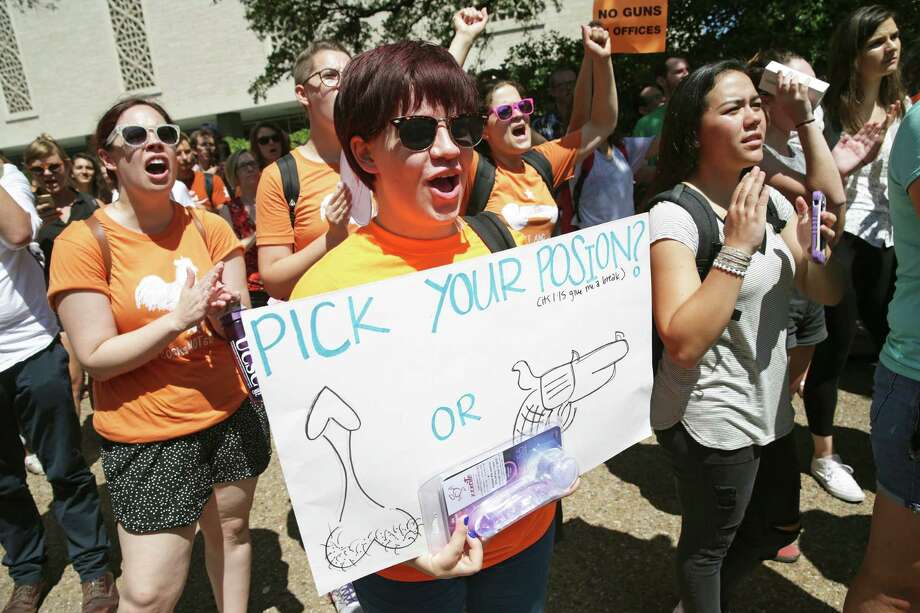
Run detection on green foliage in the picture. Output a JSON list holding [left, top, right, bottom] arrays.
[[234, 0, 919, 128], [225, 136, 249, 154], [226, 0, 560, 101], [666, 0, 919, 76], [290, 128, 310, 147], [499, 32, 583, 101], [502, 0, 920, 133]]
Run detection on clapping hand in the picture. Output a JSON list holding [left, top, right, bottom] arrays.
[[723, 167, 769, 256], [170, 262, 239, 332], [832, 102, 900, 177]]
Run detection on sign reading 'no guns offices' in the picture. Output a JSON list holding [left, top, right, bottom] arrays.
[[241, 214, 654, 593], [594, 0, 668, 54]]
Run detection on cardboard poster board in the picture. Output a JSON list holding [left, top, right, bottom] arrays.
[[243, 214, 654, 593], [593, 0, 668, 54]]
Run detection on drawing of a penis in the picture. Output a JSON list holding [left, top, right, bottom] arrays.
[[307, 387, 420, 570]]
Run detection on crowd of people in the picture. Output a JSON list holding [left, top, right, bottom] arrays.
[[0, 4, 918, 612]]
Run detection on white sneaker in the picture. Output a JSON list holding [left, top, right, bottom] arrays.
[[811, 454, 865, 503], [24, 454, 44, 475]]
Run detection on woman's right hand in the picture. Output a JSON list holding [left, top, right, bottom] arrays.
[[169, 262, 236, 331], [774, 72, 813, 126], [35, 194, 60, 224], [408, 518, 483, 579], [723, 167, 769, 256]]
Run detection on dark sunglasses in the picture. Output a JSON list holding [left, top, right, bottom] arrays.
[[29, 163, 63, 175], [489, 98, 535, 121], [105, 124, 181, 148], [257, 133, 280, 146], [389, 115, 486, 152]]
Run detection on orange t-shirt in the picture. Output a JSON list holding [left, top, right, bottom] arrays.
[[465, 131, 581, 244], [47, 205, 248, 444], [255, 148, 340, 252], [188, 171, 231, 210], [290, 220, 554, 583]]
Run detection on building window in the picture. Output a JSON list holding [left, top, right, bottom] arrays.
[[108, 0, 156, 91], [0, 1, 34, 114]]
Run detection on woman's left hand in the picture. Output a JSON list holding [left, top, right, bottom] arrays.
[[408, 519, 483, 579], [793, 195, 837, 262], [582, 24, 611, 60]]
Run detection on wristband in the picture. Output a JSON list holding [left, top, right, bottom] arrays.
[[795, 117, 816, 129]]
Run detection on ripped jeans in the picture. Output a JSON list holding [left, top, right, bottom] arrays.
[[656, 423, 801, 613]]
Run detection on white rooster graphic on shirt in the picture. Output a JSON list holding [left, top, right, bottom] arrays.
[[135, 257, 198, 312]]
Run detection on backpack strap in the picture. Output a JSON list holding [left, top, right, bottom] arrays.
[[189, 208, 207, 244], [463, 211, 517, 253], [203, 172, 214, 205], [85, 215, 112, 283], [467, 154, 497, 216], [276, 153, 300, 228], [648, 183, 722, 280], [522, 149, 555, 193]]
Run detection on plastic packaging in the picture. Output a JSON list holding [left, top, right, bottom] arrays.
[[418, 426, 577, 553], [220, 307, 263, 408]]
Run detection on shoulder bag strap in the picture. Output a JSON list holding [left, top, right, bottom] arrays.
[[84, 215, 112, 283]]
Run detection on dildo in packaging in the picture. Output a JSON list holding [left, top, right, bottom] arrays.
[[417, 426, 578, 554]]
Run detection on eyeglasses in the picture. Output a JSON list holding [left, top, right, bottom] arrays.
[[256, 133, 280, 146], [305, 68, 341, 88], [389, 115, 486, 152], [489, 98, 535, 121], [105, 124, 181, 148], [236, 160, 259, 172], [29, 162, 63, 175]]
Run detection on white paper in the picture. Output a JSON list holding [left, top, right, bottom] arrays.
[[338, 151, 374, 226], [759, 61, 829, 105], [242, 214, 654, 593]]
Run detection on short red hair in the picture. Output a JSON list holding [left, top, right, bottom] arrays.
[[334, 41, 478, 188]]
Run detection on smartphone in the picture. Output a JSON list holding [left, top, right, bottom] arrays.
[[810, 191, 827, 265]]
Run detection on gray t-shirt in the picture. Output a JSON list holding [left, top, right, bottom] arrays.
[[649, 187, 797, 450]]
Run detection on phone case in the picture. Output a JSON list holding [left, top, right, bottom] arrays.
[[811, 191, 827, 265]]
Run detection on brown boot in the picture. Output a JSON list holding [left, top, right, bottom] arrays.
[[81, 572, 118, 613], [2, 581, 46, 613]]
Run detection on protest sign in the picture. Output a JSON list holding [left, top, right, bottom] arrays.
[[242, 214, 654, 593], [593, 0, 668, 54]]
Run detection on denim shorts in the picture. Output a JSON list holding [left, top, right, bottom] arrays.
[[870, 364, 920, 513]]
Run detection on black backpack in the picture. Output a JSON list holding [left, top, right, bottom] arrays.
[[647, 183, 787, 370], [463, 211, 517, 252], [277, 153, 301, 228], [203, 172, 214, 204], [466, 151, 556, 217]]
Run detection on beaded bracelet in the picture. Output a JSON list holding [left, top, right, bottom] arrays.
[[713, 245, 752, 278]]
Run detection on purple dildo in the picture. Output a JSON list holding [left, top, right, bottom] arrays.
[[467, 448, 577, 540]]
